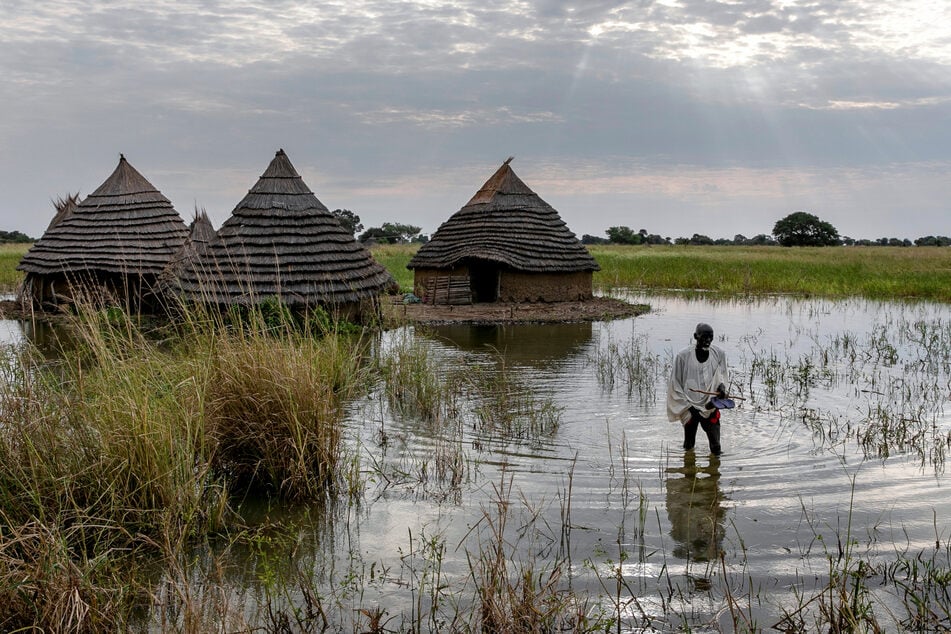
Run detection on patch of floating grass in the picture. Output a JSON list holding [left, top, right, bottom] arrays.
[[591, 333, 663, 401], [468, 352, 562, 440]]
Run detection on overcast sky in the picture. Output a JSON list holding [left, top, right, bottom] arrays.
[[3, 0, 950, 242]]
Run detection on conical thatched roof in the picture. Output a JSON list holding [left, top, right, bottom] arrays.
[[162, 209, 216, 285], [176, 149, 394, 306], [47, 193, 80, 231], [407, 159, 599, 272], [185, 208, 216, 250], [18, 155, 188, 276]]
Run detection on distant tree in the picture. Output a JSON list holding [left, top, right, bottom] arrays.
[[331, 209, 363, 236], [0, 230, 33, 243], [915, 235, 951, 246], [746, 234, 777, 246], [359, 222, 423, 244], [581, 234, 609, 245], [606, 226, 642, 245], [644, 233, 670, 245], [688, 233, 715, 245], [733, 234, 748, 245], [772, 212, 840, 246]]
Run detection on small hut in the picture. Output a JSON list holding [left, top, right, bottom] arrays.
[[407, 158, 599, 304], [160, 208, 216, 291], [174, 149, 394, 321], [17, 155, 189, 310], [46, 193, 80, 231]]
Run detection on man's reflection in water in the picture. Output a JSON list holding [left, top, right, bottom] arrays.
[[665, 452, 727, 562]]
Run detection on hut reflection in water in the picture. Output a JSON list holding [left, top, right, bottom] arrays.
[[427, 322, 593, 366]]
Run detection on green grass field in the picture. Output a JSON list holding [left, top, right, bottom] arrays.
[[5, 242, 951, 302], [0, 244, 29, 292], [588, 244, 951, 301]]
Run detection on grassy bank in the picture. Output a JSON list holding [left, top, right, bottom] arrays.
[[370, 243, 416, 292], [4, 242, 951, 301], [590, 244, 951, 301], [0, 243, 29, 291]]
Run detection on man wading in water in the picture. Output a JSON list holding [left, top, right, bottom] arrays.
[[666, 323, 730, 456]]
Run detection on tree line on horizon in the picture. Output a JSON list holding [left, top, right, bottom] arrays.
[[581, 211, 951, 247], [5, 207, 946, 249]]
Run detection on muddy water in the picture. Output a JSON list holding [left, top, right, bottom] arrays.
[[340, 293, 951, 630], [4, 294, 949, 630]]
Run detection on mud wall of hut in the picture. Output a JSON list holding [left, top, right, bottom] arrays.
[[498, 270, 593, 302], [413, 267, 593, 304]]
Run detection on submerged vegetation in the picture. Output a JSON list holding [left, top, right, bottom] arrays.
[[0, 242, 950, 630], [0, 295, 949, 630], [0, 304, 370, 630]]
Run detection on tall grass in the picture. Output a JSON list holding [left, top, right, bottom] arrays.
[[369, 243, 418, 293], [0, 243, 29, 292], [590, 244, 951, 301], [0, 301, 371, 630]]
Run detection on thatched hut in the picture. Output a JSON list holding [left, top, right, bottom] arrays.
[[174, 149, 394, 321], [160, 208, 216, 290], [17, 155, 189, 310], [407, 158, 600, 304], [46, 193, 80, 231]]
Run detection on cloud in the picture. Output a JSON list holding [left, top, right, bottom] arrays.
[[1, 0, 951, 242]]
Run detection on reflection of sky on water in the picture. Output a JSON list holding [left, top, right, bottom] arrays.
[[6, 295, 950, 630], [354, 293, 951, 627], [0, 320, 25, 346]]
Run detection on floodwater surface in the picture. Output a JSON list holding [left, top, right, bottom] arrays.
[[4, 293, 950, 632], [328, 293, 950, 631]]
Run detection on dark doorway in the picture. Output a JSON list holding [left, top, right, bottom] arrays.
[[469, 261, 500, 303]]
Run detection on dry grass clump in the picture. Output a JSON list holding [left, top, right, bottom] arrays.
[[0, 300, 371, 630], [205, 330, 367, 499], [0, 519, 136, 632]]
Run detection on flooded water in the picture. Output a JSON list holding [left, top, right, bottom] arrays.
[[341, 293, 951, 631], [4, 293, 950, 631]]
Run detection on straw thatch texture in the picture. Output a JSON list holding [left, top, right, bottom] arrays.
[[186, 208, 216, 248], [18, 155, 188, 276], [407, 159, 599, 273], [161, 209, 216, 287], [175, 149, 394, 308], [46, 193, 80, 231]]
